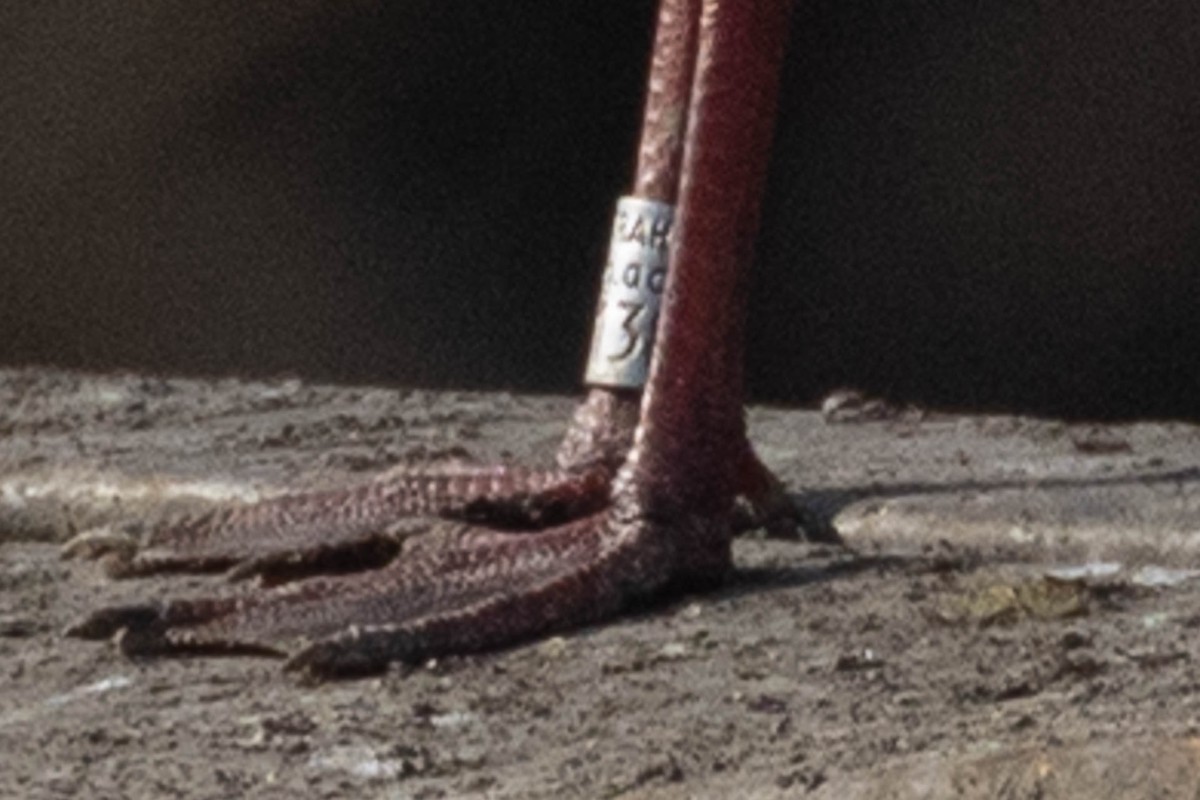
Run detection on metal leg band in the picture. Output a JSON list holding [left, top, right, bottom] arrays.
[[584, 196, 675, 389]]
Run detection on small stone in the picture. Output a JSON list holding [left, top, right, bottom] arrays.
[[834, 648, 884, 671], [659, 642, 688, 659], [538, 636, 569, 660]]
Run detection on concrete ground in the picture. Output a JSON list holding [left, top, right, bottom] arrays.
[[2, 368, 1198, 798]]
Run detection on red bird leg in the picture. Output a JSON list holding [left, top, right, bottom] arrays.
[[61, 0, 684, 581], [67, 0, 797, 678], [559, 0, 815, 540], [554, 0, 699, 474], [63, 0, 819, 584]]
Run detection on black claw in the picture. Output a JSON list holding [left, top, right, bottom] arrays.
[[284, 626, 417, 680], [64, 604, 164, 640], [284, 640, 379, 681], [114, 623, 175, 657], [796, 507, 844, 546]]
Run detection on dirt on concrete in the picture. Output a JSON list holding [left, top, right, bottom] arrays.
[[1, 368, 1199, 799]]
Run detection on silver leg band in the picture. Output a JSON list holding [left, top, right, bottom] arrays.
[[584, 196, 675, 389]]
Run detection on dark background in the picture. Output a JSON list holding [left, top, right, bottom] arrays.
[[3, 0, 1198, 420]]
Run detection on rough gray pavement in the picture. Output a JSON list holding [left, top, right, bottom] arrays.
[[2, 369, 1199, 798]]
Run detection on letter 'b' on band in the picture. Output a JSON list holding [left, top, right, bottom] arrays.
[[584, 196, 675, 389]]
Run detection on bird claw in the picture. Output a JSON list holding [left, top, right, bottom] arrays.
[[61, 523, 142, 574], [64, 602, 162, 640], [65, 607, 177, 660], [733, 496, 842, 543], [61, 514, 244, 577], [65, 594, 399, 679], [283, 626, 401, 680], [730, 452, 843, 545], [792, 502, 843, 545]]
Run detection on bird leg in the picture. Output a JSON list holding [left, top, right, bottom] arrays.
[[63, 0, 825, 585], [66, 0, 810, 678]]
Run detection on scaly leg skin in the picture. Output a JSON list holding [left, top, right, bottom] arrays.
[[62, 0, 831, 584], [62, 463, 614, 580], [67, 0, 815, 678]]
